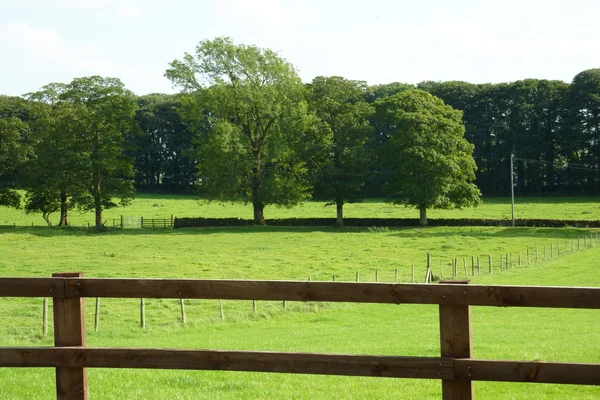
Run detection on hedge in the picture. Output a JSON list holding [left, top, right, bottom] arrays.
[[174, 217, 600, 228]]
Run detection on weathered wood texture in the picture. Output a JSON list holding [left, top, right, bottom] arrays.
[[0, 278, 63, 297], [1, 348, 598, 386], [454, 359, 600, 386], [53, 278, 600, 309], [52, 272, 88, 400], [2, 277, 599, 308], [439, 281, 473, 400], [0, 347, 453, 379]]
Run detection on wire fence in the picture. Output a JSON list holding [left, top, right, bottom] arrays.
[[2, 232, 598, 342]]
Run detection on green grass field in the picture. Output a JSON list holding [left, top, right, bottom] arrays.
[[1, 197, 599, 399], [3, 194, 600, 227]]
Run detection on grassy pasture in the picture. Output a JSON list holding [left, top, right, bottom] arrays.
[[0, 221, 599, 399], [2, 194, 600, 227]]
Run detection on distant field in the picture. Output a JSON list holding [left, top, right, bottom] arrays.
[[1, 224, 599, 399], [2, 193, 600, 227]]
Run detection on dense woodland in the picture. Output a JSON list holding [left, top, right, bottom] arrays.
[[1, 38, 599, 228]]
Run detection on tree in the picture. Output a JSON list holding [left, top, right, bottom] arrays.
[[307, 76, 374, 226], [376, 89, 481, 225], [59, 76, 137, 230], [564, 69, 600, 193], [25, 84, 87, 226], [133, 94, 196, 193], [0, 96, 33, 207], [166, 37, 314, 224]]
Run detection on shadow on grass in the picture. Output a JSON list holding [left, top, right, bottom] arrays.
[[0, 225, 596, 239]]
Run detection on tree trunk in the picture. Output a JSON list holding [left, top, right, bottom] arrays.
[[95, 202, 103, 230], [251, 154, 265, 225], [419, 206, 427, 226], [58, 190, 69, 226], [253, 201, 265, 225], [336, 201, 344, 227]]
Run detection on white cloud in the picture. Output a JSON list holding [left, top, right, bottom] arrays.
[[223, 0, 316, 26], [21, 0, 144, 17], [0, 21, 120, 91]]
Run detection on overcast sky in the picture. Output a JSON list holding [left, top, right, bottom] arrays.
[[1, 0, 599, 96]]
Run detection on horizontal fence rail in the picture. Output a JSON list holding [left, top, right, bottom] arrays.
[[2, 348, 599, 386], [1, 278, 599, 308], [1, 274, 599, 400]]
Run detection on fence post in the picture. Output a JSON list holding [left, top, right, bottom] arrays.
[[180, 299, 186, 324], [43, 298, 49, 337], [356, 271, 360, 282], [536, 247, 539, 262], [140, 298, 146, 329], [52, 272, 88, 400], [439, 279, 473, 399], [94, 298, 100, 332], [488, 255, 492, 273], [141, 216, 143, 228], [120, 215, 124, 229], [395, 269, 398, 283]]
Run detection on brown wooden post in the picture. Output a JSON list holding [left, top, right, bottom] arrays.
[[43, 298, 49, 337], [94, 298, 100, 332], [439, 279, 473, 400], [52, 272, 88, 400]]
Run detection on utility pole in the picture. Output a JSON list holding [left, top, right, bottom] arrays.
[[511, 153, 515, 227]]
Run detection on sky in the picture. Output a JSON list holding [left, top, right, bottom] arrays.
[[1, 0, 599, 96]]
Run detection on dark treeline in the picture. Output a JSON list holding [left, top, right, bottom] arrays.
[[0, 37, 598, 228], [130, 70, 600, 197]]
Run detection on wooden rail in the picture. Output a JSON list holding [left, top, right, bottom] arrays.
[[141, 216, 174, 228], [1, 274, 599, 400]]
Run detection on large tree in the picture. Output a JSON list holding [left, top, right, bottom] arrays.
[[376, 89, 481, 225], [166, 37, 314, 224], [59, 76, 138, 230], [307, 76, 374, 226], [25, 84, 86, 226], [0, 96, 33, 207]]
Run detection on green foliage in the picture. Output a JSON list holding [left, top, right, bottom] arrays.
[[0, 96, 33, 207], [133, 94, 196, 192], [24, 77, 137, 229], [166, 37, 315, 223], [376, 89, 481, 224], [307, 76, 374, 225]]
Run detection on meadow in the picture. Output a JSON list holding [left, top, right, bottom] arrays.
[[0, 197, 599, 399], [3, 194, 600, 227]]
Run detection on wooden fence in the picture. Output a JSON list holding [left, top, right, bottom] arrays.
[[141, 216, 174, 228], [1, 273, 599, 399]]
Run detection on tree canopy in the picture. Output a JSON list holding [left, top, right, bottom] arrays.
[[376, 89, 481, 225], [307, 76, 374, 226], [166, 37, 315, 224]]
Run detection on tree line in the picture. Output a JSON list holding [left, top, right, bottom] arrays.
[[1, 37, 598, 228]]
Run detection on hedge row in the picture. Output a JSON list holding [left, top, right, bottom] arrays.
[[174, 217, 600, 228]]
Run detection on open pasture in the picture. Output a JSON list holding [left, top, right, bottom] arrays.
[[3, 195, 600, 227], [0, 221, 599, 399]]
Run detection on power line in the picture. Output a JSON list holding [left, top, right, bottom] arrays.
[[513, 157, 600, 172]]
